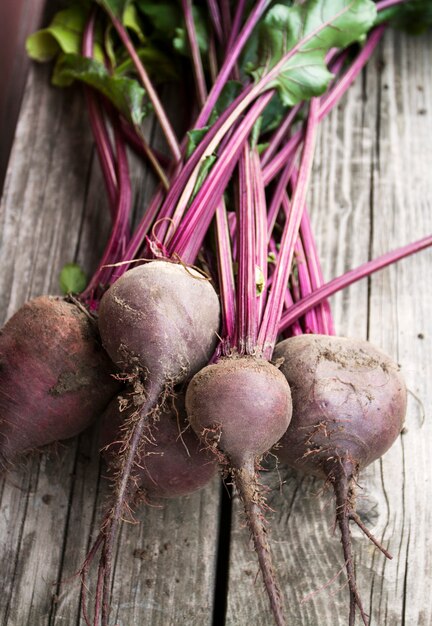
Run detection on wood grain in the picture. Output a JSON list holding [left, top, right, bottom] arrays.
[[226, 30, 432, 626]]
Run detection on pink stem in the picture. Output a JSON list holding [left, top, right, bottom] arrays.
[[84, 95, 118, 214], [182, 0, 208, 107], [219, 0, 232, 43], [194, 0, 268, 129], [160, 6, 347, 238], [82, 14, 117, 215], [319, 26, 386, 121], [294, 236, 319, 334], [113, 188, 164, 279], [376, 0, 408, 9], [288, 163, 334, 334], [279, 234, 432, 332], [258, 98, 320, 358], [82, 121, 132, 301], [279, 191, 319, 334], [205, 0, 223, 43], [108, 11, 181, 161], [215, 201, 236, 350], [228, 211, 238, 261], [236, 145, 257, 354], [226, 0, 248, 53], [168, 92, 273, 263], [251, 149, 268, 323], [267, 158, 297, 238], [299, 208, 335, 335], [284, 289, 303, 337], [119, 118, 171, 169], [260, 48, 347, 169], [261, 104, 302, 168], [263, 134, 301, 186], [151, 84, 255, 243]]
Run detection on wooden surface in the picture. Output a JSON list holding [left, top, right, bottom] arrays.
[[1, 27, 431, 626]]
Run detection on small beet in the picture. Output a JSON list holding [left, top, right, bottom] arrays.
[[100, 392, 218, 500], [0, 296, 119, 468], [273, 334, 407, 626], [186, 356, 291, 466], [186, 355, 292, 626]]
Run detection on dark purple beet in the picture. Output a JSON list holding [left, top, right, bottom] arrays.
[[186, 355, 292, 626], [100, 392, 218, 500], [273, 334, 406, 477], [98, 260, 220, 387], [0, 296, 119, 468], [186, 356, 291, 466], [84, 260, 220, 624], [273, 334, 407, 626]]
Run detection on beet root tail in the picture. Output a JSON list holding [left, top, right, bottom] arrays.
[[234, 459, 287, 626], [333, 475, 369, 626], [349, 511, 392, 560], [81, 383, 162, 626]]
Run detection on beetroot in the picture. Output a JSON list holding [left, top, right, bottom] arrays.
[[84, 259, 220, 624], [100, 392, 218, 500], [186, 355, 292, 626], [0, 296, 119, 469], [98, 260, 220, 386], [273, 334, 407, 626]]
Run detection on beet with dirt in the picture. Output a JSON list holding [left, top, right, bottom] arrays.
[[186, 355, 292, 626], [273, 334, 407, 626], [98, 260, 220, 386], [0, 296, 120, 468]]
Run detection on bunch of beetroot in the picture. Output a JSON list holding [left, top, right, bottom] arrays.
[[1, 0, 431, 625]]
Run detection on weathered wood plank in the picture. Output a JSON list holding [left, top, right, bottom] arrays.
[[226, 30, 432, 626], [366, 30, 432, 626], [0, 64, 221, 625]]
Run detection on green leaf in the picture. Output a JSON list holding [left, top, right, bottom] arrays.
[[136, 1, 182, 36], [52, 54, 147, 125], [257, 141, 270, 155], [123, 3, 145, 41], [186, 127, 209, 158], [376, 0, 432, 34], [251, 117, 263, 149], [137, 1, 209, 54], [256, 266, 265, 296], [250, 0, 377, 106], [260, 92, 288, 134], [59, 263, 87, 294], [26, 6, 104, 63], [114, 45, 177, 81], [208, 81, 243, 125], [104, 23, 117, 67], [190, 154, 217, 200]]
